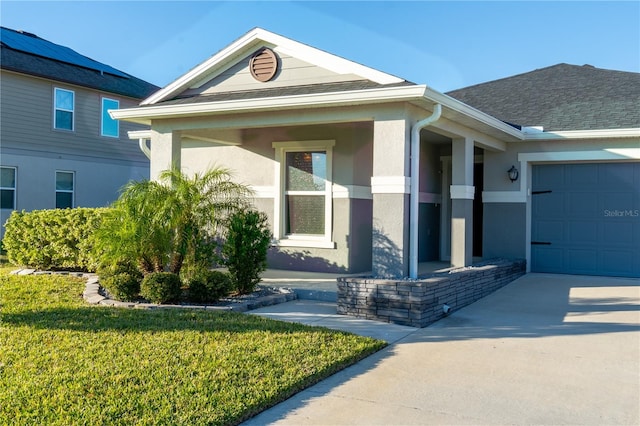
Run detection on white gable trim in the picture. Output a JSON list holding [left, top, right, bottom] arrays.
[[114, 85, 429, 123], [142, 27, 403, 106]]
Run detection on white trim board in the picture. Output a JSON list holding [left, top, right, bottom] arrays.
[[371, 176, 410, 194]]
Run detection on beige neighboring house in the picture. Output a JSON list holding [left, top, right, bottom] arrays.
[[0, 27, 158, 237], [113, 28, 640, 278]]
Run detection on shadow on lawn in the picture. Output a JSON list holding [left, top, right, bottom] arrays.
[[1, 305, 336, 334]]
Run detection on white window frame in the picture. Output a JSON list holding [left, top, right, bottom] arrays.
[[54, 87, 75, 131], [0, 166, 17, 210], [272, 140, 335, 249], [55, 170, 75, 209], [101, 97, 120, 137]]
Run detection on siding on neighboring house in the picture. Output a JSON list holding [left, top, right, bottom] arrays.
[[0, 27, 159, 239], [1, 71, 147, 164]]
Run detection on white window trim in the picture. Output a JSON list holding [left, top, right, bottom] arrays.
[[54, 87, 75, 131], [55, 170, 75, 209], [272, 140, 336, 249], [0, 166, 17, 210], [101, 97, 120, 138]]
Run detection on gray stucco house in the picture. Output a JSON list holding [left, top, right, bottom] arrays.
[[113, 28, 640, 279], [0, 27, 158, 236]]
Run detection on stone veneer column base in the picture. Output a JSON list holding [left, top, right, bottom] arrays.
[[337, 259, 526, 328]]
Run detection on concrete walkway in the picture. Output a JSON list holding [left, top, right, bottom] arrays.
[[246, 273, 640, 425]]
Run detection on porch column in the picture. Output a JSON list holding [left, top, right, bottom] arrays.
[[371, 118, 411, 278], [450, 137, 474, 267], [150, 130, 181, 181]]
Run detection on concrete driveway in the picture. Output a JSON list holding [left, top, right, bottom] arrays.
[[244, 273, 640, 425]]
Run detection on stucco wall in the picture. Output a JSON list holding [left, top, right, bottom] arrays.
[[179, 121, 375, 273], [483, 203, 527, 259]]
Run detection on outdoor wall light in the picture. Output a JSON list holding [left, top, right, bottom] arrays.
[[508, 165, 519, 182]]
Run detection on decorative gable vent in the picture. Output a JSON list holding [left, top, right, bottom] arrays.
[[249, 48, 278, 82]]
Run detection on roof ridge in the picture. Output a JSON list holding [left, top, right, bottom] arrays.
[[447, 63, 640, 94]]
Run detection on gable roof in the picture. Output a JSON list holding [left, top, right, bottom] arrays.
[[0, 27, 159, 99], [446, 63, 640, 131], [142, 27, 407, 105]]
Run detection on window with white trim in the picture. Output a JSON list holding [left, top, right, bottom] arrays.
[[273, 140, 335, 248], [0, 167, 16, 210], [101, 97, 119, 137], [55, 171, 74, 209], [54, 88, 74, 130]]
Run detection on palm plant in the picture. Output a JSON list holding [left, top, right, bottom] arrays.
[[93, 167, 251, 276]]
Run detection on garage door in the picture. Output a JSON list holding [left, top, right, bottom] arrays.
[[531, 162, 640, 277]]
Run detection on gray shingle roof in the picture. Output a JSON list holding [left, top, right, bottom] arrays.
[[157, 80, 416, 106], [446, 63, 640, 131], [0, 27, 158, 99]]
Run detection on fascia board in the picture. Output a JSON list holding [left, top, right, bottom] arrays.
[[141, 29, 265, 106], [267, 30, 404, 85], [423, 87, 524, 140], [522, 128, 640, 140], [141, 27, 403, 106], [113, 85, 430, 124]]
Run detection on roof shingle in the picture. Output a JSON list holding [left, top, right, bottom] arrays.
[[1, 27, 158, 99], [446, 63, 640, 131]]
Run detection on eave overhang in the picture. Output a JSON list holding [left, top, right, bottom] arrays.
[[113, 85, 526, 142], [112, 85, 640, 144]]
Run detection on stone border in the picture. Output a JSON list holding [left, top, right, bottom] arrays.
[[10, 269, 297, 313], [337, 259, 526, 328]]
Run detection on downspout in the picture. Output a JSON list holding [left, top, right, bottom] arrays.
[[409, 103, 442, 279], [138, 138, 151, 160]]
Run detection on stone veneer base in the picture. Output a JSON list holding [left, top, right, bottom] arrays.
[[337, 259, 526, 328]]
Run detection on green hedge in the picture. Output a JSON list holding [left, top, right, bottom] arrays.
[[2, 208, 107, 271]]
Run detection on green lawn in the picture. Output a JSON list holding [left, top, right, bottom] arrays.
[[0, 268, 386, 425]]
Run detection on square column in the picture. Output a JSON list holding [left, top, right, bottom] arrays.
[[150, 129, 181, 181], [371, 118, 410, 278], [450, 137, 474, 267]]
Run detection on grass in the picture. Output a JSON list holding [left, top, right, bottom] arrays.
[[0, 267, 386, 425]]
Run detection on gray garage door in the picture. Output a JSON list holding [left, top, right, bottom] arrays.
[[531, 162, 640, 277]]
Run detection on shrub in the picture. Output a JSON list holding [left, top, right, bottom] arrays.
[[3, 208, 106, 271], [100, 273, 141, 302], [186, 270, 232, 303], [97, 260, 143, 302], [140, 272, 182, 304], [222, 209, 271, 295], [91, 167, 251, 277]]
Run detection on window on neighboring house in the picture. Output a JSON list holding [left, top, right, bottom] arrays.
[[272, 140, 335, 248], [0, 167, 16, 210], [55, 171, 74, 209], [54, 88, 74, 130], [101, 97, 119, 137]]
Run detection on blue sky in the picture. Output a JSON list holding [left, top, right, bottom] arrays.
[[1, 1, 638, 92]]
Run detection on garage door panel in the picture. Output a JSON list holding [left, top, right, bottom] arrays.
[[567, 249, 598, 273], [602, 221, 634, 245], [533, 220, 564, 242], [598, 162, 634, 185], [567, 163, 598, 185], [600, 250, 635, 275], [601, 191, 635, 211], [535, 164, 564, 187], [567, 221, 597, 243], [533, 193, 564, 217], [532, 162, 640, 278], [532, 247, 564, 271], [567, 192, 597, 217]]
